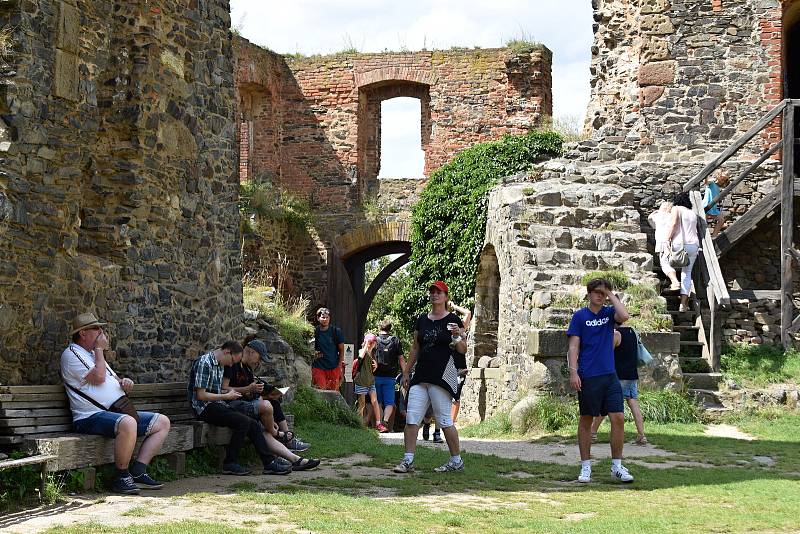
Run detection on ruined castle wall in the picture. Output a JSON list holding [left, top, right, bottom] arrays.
[[0, 0, 242, 384]]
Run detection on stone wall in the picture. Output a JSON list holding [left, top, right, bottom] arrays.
[[0, 0, 243, 384]]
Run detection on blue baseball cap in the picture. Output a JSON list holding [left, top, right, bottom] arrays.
[[247, 339, 269, 363]]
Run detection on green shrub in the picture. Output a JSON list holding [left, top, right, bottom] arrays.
[[243, 285, 314, 359], [239, 180, 313, 232], [636, 389, 700, 424], [393, 131, 563, 331], [287, 385, 362, 428], [721, 343, 800, 387], [579, 270, 630, 290], [519, 395, 578, 432], [460, 411, 514, 438]]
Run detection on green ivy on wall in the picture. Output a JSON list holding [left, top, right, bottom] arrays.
[[392, 130, 564, 332]]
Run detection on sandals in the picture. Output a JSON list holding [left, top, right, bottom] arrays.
[[291, 457, 320, 471], [277, 430, 294, 443]]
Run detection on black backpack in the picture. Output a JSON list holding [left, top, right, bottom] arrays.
[[376, 336, 398, 367]]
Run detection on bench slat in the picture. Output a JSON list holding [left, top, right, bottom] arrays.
[[0, 416, 73, 428], [0, 454, 59, 470], [0, 423, 74, 435]]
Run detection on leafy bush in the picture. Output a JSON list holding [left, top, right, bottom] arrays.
[[636, 389, 700, 424], [393, 131, 563, 331], [579, 270, 630, 290], [721, 343, 800, 387], [287, 385, 362, 428], [243, 285, 314, 359]]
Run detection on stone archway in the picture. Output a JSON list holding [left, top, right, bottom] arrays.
[[471, 244, 501, 367]]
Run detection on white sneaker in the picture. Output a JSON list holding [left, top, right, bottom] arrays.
[[577, 464, 591, 483], [393, 460, 414, 473], [433, 459, 465, 472], [611, 464, 634, 483]]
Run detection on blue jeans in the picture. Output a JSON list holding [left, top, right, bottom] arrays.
[[374, 376, 396, 406], [619, 379, 639, 399], [73, 410, 160, 438]]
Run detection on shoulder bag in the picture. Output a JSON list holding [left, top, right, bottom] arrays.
[[669, 211, 690, 268], [633, 329, 653, 367], [65, 346, 140, 423]]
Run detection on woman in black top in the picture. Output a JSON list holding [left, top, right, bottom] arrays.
[[393, 280, 468, 474]]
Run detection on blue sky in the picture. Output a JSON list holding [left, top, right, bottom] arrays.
[[229, 0, 593, 176]]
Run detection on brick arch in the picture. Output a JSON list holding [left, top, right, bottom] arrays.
[[354, 67, 437, 89], [334, 221, 410, 260]]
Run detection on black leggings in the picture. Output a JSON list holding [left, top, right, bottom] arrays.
[[199, 402, 275, 467]]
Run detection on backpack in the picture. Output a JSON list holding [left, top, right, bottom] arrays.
[[376, 336, 398, 368]]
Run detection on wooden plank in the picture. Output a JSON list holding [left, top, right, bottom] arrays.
[[0, 392, 68, 402], [0, 408, 70, 417], [0, 400, 69, 409], [0, 454, 58, 471], [788, 314, 800, 334], [704, 142, 781, 212], [0, 423, 74, 435], [25, 424, 196, 472], [683, 99, 788, 191], [781, 103, 795, 347], [728, 289, 781, 300], [690, 191, 730, 308], [714, 188, 780, 256], [0, 385, 65, 394], [0, 416, 72, 428]]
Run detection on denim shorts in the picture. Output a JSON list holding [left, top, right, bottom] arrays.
[[577, 373, 624, 417], [374, 376, 396, 406], [228, 398, 261, 419], [354, 383, 376, 396], [619, 379, 639, 399], [73, 410, 160, 438]]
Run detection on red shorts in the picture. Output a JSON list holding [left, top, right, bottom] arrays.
[[312, 366, 342, 391]]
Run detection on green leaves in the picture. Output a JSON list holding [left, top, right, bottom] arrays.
[[393, 131, 563, 329]]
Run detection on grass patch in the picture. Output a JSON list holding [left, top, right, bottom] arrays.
[[721, 343, 800, 387], [243, 284, 314, 359], [459, 411, 516, 438], [637, 389, 701, 424], [286, 385, 362, 428], [580, 270, 630, 290]]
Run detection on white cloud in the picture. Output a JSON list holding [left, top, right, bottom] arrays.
[[230, 0, 593, 174]]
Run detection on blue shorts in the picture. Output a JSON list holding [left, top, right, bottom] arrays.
[[374, 376, 396, 406], [578, 373, 624, 417], [619, 379, 639, 399], [73, 410, 161, 438], [228, 398, 261, 419], [354, 383, 376, 396]]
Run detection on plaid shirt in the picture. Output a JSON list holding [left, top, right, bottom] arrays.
[[189, 351, 224, 415]]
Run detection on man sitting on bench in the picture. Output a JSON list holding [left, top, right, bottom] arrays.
[[61, 312, 171, 495]]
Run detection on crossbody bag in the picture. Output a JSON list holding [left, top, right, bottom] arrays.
[[669, 211, 690, 268], [64, 346, 140, 423]]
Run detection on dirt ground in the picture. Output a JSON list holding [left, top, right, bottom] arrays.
[[0, 429, 740, 533]]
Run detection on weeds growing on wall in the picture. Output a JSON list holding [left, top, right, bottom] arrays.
[[239, 180, 313, 233], [392, 131, 563, 331], [243, 283, 314, 360]]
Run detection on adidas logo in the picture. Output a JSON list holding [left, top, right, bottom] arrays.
[[584, 317, 610, 327]]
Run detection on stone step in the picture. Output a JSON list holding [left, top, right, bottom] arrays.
[[521, 182, 635, 208], [673, 325, 701, 341], [689, 388, 722, 405], [680, 341, 704, 358], [512, 223, 649, 253], [519, 206, 641, 232], [521, 268, 657, 290], [520, 248, 653, 272], [683, 372, 723, 390], [679, 356, 711, 373]]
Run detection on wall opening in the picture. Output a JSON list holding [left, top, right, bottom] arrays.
[[238, 83, 280, 184], [378, 97, 425, 179], [472, 244, 500, 367]]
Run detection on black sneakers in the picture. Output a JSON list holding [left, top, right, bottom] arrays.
[[222, 462, 253, 476], [263, 458, 292, 475], [132, 472, 164, 490], [111, 475, 140, 495]]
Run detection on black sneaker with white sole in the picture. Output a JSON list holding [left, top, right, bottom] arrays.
[[111, 475, 141, 495], [132, 472, 164, 489]]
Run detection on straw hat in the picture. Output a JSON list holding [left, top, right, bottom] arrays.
[[70, 312, 107, 335]]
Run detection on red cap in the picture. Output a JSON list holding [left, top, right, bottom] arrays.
[[428, 280, 449, 293]]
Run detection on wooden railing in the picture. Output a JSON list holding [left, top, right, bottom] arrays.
[[682, 98, 799, 348]]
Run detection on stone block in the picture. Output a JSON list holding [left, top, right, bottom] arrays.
[[509, 394, 541, 431], [54, 50, 79, 101], [640, 86, 665, 107], [527, 329, 568, 359], [57, 2, 80, 54], [640, 14, 675, 35], [639, 331, 681, 355], [638, 61, 676, 86], [640, 0, 670, 14]]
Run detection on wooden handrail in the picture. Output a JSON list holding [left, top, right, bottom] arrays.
[[683, 99, 788, 192], [704, 142, 781, 213]]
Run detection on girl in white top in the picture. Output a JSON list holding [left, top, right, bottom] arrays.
[[666, 192, 700, 312], [647, 201, 679, 291]]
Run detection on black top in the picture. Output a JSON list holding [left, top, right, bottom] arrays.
[[409, 312, 465, 398], [614, 327, 639, 381], [374, 334, 403, 377], [223, 361, 256, 400]]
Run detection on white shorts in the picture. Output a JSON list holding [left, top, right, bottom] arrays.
[[405, 383, 453, 428]]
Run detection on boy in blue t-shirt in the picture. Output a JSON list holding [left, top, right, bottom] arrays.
[[566, 278, 634, 484]]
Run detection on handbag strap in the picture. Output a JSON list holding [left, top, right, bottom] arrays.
[[69, 345, 118, 379], [63, 380, 108, 410]]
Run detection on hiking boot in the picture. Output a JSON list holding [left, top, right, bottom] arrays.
[[577, 464, 592, 483], [111, 475, 141, 495], [432, 431, 444, 444], [433, 459, 464, 472], [291, 457, 321, 471], [132, 472, 164, 490], [421, 423, 430, 441], [222, 463, 252, 476], [286, 437, 310, 452], [393, 460, 414, 473], [611, 464, 634, 483], [263, 459, 292, 475]]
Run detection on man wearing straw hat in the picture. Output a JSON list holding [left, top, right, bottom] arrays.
[[61, 312, 171, 495]]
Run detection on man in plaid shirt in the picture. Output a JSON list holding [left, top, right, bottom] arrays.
[[189, 341, 291, 476]]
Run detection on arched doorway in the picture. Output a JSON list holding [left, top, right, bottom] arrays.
[[785, 2, 800, 173]]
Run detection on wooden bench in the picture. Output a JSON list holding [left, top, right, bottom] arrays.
[[0, 383, 237, 482]]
